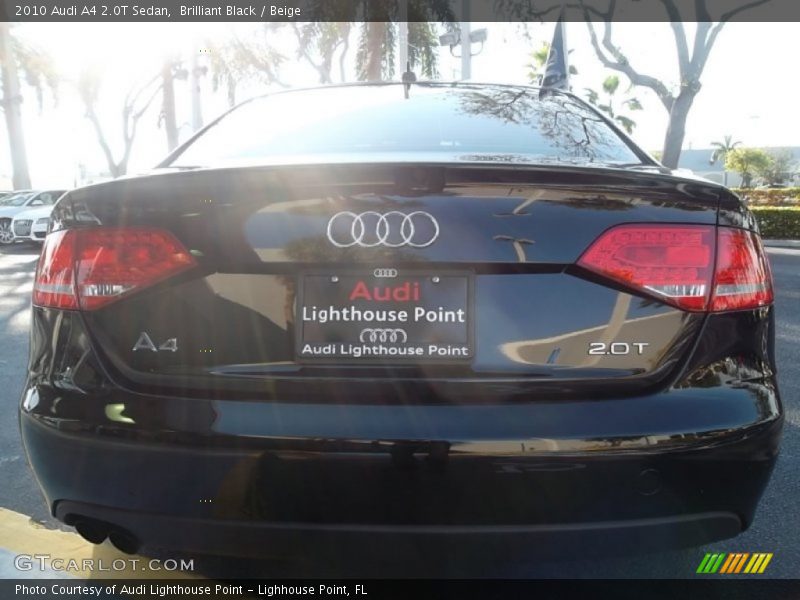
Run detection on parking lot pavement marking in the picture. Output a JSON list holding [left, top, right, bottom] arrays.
[[0, 508, 200, 579]]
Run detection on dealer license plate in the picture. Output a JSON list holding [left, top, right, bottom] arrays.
[[296, 270, 472, 362]]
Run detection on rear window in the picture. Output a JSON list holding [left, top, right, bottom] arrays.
[[169, 84, 642, 167]]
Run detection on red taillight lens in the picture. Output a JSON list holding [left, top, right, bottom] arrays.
[[33, 228, 196, 310], [577, 224, 773, 312], [710, 228, 773, 311], [33, 230, 78, 309], [578, 225, 714, 311]]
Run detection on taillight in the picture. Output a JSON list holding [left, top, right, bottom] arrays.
[[578, 225, 714, 311], [577, 224, 773, 312], [709, 227, 773, 311], [33, 228, 196, 310], [33, 230, 78, 309]]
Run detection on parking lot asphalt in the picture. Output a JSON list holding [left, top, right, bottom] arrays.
[[0, 241, 797, 578]]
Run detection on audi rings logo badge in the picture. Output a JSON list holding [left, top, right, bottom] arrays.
[[373, 268, 398, 278], [359, 328, 408, 344], [326, 211, 440, 248]]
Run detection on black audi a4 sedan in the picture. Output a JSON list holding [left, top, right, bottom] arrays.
[[20, 82, 782, 560]]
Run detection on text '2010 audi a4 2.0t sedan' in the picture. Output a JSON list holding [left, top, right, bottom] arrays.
[[20, 83, 782, 561]]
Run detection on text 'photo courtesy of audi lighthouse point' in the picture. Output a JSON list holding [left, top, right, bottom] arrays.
[[298, 210, 471, 361]]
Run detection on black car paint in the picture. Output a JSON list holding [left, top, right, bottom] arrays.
[[19, 87, 783, 558], [20, 301, 782, 556]]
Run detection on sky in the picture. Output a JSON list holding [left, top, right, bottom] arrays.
[[1, 20, 799, 188]]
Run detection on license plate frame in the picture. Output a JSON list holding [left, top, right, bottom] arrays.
[[295, 268, 474, 364]]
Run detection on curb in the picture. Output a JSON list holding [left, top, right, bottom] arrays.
[[763, 239, 800, 249]]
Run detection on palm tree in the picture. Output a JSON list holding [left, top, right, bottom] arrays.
[[0, 23, 58, 189], [206, 3, 447, 108], [709, 135, 741, 186], [584, 74, 643, 135], [355, 21, 441, 82], [528, 43, 641, 134], [352, 0, 452, 82], [292, 22, 353, 84]]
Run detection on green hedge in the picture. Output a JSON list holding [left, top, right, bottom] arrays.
[[731, 188, 800, 206], [751, 207, 800, 239]]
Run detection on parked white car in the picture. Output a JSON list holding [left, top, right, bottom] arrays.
[[11, 205, 54, 242], [0, 190, 65, 244]]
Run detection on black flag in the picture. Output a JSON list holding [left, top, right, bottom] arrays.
[[540, 14, 570, 98]]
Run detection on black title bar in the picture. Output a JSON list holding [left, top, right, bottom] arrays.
[[3, 579, 800, 600], [2, 0, 800, 22]]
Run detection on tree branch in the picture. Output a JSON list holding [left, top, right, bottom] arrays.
[[126, 74, 160, 112], [583, 17, 675, 112], [702, 21, 726, 66], [569, 2, 609, 20], [694, 0, 711, 22], [659, 0, 683, 22], [292, 23, 332, 84], [689, 21, 711, 76], [696, 0, 772, 74], [719, 0, 771, 22], [85, 106, 118, 177], [132, 83, 162, 122], [121, 84, 160, 171], [230, 34, 290, 89], [339, 33, 349, 82], [661, 0, 689, 80]]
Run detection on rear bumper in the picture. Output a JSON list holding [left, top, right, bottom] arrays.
[[19, 303, 784, 558], [53, 500, 743, 560], [21, 395, 782, 558]]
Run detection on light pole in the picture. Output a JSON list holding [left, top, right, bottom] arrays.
[[438, 22, 487, 80]]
